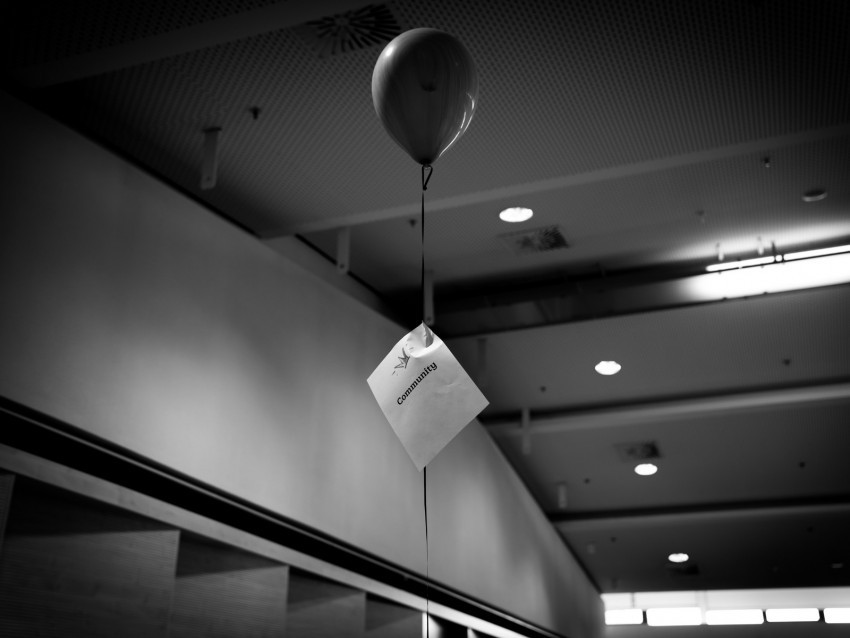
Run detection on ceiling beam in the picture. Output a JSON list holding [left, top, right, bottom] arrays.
[[11, 0, 369, 88], [484, 380, 850, 436], [552, 493, 850, 529], [264, 123, 850, 236]]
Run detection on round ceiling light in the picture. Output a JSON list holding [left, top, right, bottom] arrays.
[[668, 552, 689, 563], [499, 207, 533, 223], [595, 360, 621, 375], [634, 463, 658, 476]]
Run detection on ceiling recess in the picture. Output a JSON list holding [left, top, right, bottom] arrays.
[[499, 225, 569, 255], [295, 3, 402, 58], [615, 441, 661, 462]]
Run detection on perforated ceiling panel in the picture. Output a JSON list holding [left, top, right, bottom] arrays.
[[15, 0, 850, 242], [1, 0, 282, 67]]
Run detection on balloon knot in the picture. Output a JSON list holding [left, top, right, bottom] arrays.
[[421, 164, 433, 191]]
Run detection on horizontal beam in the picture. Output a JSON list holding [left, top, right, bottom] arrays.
[[265, 123, 850, 236], [484, 380, 850, 437], [552, 493, 850, 529], [12, 0, 368, 88]]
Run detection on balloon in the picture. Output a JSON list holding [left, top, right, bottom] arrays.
[[372, 28, 478, 166]]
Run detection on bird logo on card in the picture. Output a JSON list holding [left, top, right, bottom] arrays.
[[392, 348, 410, 375]]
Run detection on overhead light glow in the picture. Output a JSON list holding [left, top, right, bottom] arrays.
[[783, 244, 850, 261], [705, 609, 764, 625], [692, 252, 850, 299], [766, 608, 820, 623], [646, 607, 702, 626], [634, 463, 658, 476], [499, 207, 533, 223], [595, 360, 621, 375], [668, 553, 689, 563], [825, 608, 850, 624], [706, 255, 776, 272], [605, 609, 643, 625]]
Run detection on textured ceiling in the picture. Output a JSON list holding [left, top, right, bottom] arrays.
[[2, 0, 850, 601]]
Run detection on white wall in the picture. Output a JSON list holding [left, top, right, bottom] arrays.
[[0, 90, 601, 638]]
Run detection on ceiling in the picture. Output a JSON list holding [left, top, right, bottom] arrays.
[[3, 0, 850, 598]]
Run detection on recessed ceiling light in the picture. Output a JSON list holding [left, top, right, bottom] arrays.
[[802, 189, 827, 202], [595, 360, 621, 375], [499, 207, 533, 222], [634, 463, 658, 476], [668, 552, 689, 563]]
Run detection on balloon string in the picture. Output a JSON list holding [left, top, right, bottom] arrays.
[[421, 163, 432, 637], [424, 465, 430, 638], [421, 164, 432, 328]]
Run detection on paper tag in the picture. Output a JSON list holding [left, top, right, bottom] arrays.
[[367, 323, 489, 470]]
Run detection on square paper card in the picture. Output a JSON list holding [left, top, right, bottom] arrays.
[[367, 323, 488, 471]]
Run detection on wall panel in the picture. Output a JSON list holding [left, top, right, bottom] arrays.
[[366, 596, 423, 638], [169, 533, 289, 637], [287, 571, 366, 638], [0, 478, 178, 637]]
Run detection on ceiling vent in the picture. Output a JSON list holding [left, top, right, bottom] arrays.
[[499, 225, 569, 255], [614, 441, 661, 462], [295, 4, 402, 58]]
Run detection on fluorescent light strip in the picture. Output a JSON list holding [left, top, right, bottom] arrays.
[[646, 608, 702, 626], [766, 608, 820, 623], [825, 608, 850, 624], [605, 609, 643, 625], [706, 255, 776, 272], [783, 244, 850, 261], [691, 252, 850, 299], [705, 609, 764, 625], [705, 243, 850, 273]]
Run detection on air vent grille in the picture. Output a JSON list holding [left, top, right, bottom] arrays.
[[295, 4, 402, 58], [614, 441, 661, 462], [499, 226, 569, 255]]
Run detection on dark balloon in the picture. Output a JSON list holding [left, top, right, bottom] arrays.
[[372, 28, 478, 166]]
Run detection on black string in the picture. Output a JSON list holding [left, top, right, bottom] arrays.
[[421, 164, 432, 325], [420, 163, 433, 638], [424, 465, 430, 638]]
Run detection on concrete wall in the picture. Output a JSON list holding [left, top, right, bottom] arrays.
[[0, 90, 601, 638]]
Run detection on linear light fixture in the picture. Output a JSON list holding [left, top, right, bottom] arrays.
[[825, 608, 850, 624], [706, 255, 777, 272], [705, 609, 764, 625], [766, 608, 820, 622], [605, 609, 644, 625], [691, 251, 850, 300], [706, 243, 850, 272], [646, 607, 703, 626], [784, 244, 850, 261]]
